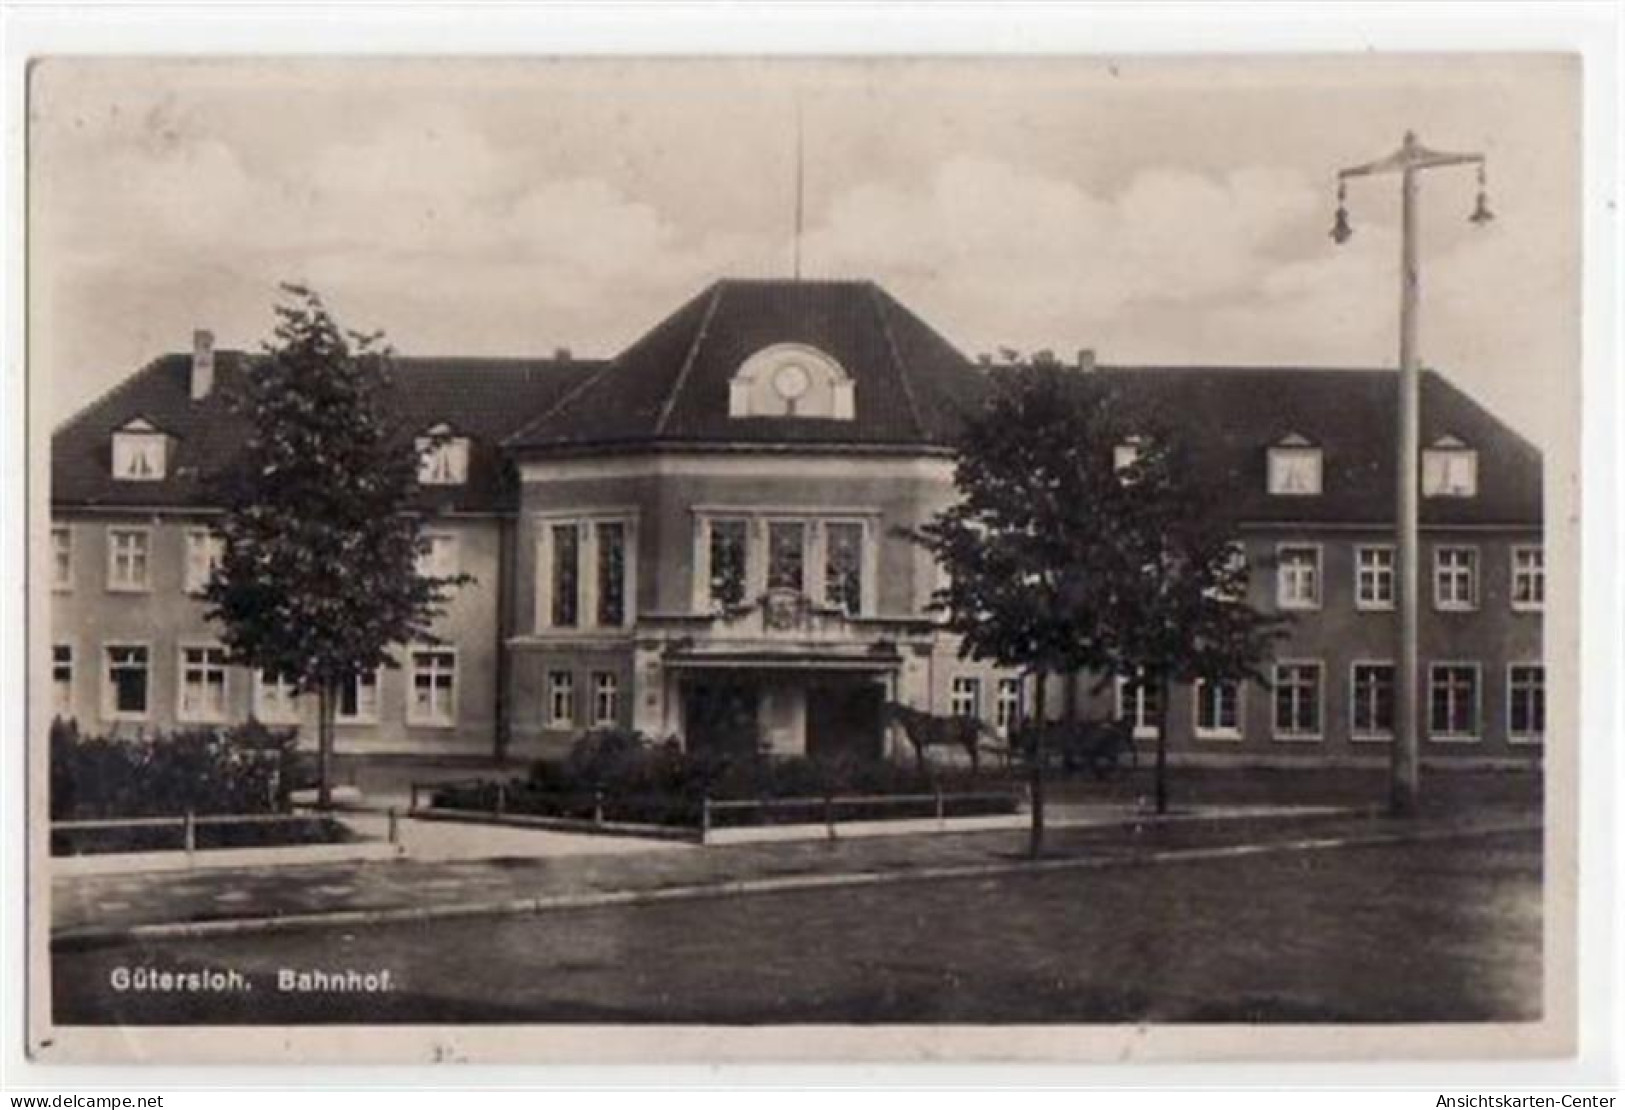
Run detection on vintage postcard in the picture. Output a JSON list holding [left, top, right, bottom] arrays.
[[24, 51, 1582, 1066]]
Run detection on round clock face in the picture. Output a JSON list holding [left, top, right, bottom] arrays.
[[772, 362, 812, 400]]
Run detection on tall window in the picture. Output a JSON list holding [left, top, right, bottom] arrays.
[[52, 645, 73, 717], [338, 670, 381, 724], [1511, 546, 1544, 611], [1194, 678, 1240, 739], [1351, 663, 1395, 739], [417, 532, 460, 578], [1273, 662, 1322, 739], [548, 670, 575, 727], [107, 527, 150, 591], [592, 671, 619, 728], [596, 521, 626, 627], [994, 677, 1022, 734], [185, 529, 225, 595], [1434, 547, 1478, 610], [1276, 545, 1321, 610], [1117, 674, 1162, 739], [1422, 439, 1478, 497], [1508, 664, 1545, 743], [104, 645, 149, 719], [416, 426, 470, 486], [950, 676, 982, 719], [409, 649, 457, 726], [1429, 664, 1480, 740], [179, 645, 229, 722], [824, 521, 864, 616], [1356, 545, 1395, 610], [51, 526, 72, 591], [550, 523, 580, 628], [708, 519, 749, 608], [767, 521, 807, 592], [254, 671, 301, 725]]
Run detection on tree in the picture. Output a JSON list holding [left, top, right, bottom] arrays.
[[914, 361, 1283, 853], [204, 285, 468, 808]]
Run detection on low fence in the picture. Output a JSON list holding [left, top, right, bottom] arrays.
[[50, 809, 394, 857]]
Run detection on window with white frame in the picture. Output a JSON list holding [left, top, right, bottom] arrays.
[[767, 520, 807, 592], [1511, 546, 1544, 611], [337, 669, 381, 724], [1434, 546, 1479, 610], [1422, 437, 1478, 498], [409, 649, 457, 727], [184, 529, 225, 595], [823, 521, 865, 616], [538, 514, 636, 631], [104, 645, 149, 719], [52, 526, 72, 591], [1267, 435, 1323, 496], [178, 645, 229, 722], [1508, 664, 1545, 743], [254, 671, 301, 724], [595, 521, 627, 627], [592, 671, 619, 728], [994, 677, 1022, 735], [1276, 545, 1321, 610], [111, 420, 168, 481], [1193, 678, 1241, 739], [1273, 662, 1322, 739], [1116, 674, 1162, 740], [416, 424, 470, 486], [107, 527, 151, 591], [1429, 663, 1480, 740], [707, 518, 749, 609], [416, 532, 460, 579], [548, 670, 575, 727], [950, 676, 982, 720], [52, 644, 73, 718], [1356, 545, 1395, 610], [1351, 662, 1395, 740], [728, 344, 854, 420]]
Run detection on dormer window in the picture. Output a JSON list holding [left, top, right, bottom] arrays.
[[728, 343, 854, 420], [1423, 436, 1478, 498], [416, 424, 470, 486], [1267, 434, 1322, 496], [111, 418, 169, 482]]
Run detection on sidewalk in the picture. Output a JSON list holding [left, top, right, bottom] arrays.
[[51, 804, 1538, 948]]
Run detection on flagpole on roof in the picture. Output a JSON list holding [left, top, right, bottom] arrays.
[[793, 95, 805, 281]]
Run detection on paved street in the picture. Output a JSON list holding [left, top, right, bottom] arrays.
[[53, 826, 1541, 1025]]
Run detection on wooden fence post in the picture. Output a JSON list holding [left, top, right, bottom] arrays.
[[824, 794, 836, 841], [594, 788, 605, 827], [183, 811, 196, 858], [700, 795, 712, 844], [495, 782, 507, 817], [409, 782, 420, 815], [936, 785, 945, 828], [387, 806, 400, 847]]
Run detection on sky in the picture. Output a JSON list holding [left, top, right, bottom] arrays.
[[30, 55, 1579, 448]]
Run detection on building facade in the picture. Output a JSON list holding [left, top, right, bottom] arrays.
[[49, 278, 1544, 767]]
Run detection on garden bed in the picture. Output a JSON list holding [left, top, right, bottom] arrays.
[[50, 815, 359, 857]]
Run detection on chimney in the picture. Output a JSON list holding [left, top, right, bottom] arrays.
[[976, 352, 993, 367], [1076, 348, 1096, 372], [190, 329, 215, 400], [554, 346, 572, 362]]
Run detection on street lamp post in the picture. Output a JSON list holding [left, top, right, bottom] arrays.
[[1332, 132, 1493, 816]]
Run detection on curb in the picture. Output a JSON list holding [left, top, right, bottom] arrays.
[[50, 818, 1539, 952]]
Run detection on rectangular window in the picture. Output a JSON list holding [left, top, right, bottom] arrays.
[[708, 519, 749, 609], [1194, 678, 1241, 739], [1434, 546, 1479, 610], [548, 670, 575, 727], [1429, 663, 1480, 740], [1423, 447, 1478, 497], [52, 526, 72, 591], [417, 433, 470, 486], [417, 532, 460, 578], [592, 671, 619, 728], [52, 644, 73, 718], [596, 521, 627, 627], [107, 527, 151, 592], [823, 521, 864, 616], [1267, 446, 1323, 496], [1273, 662, 1322, 740], [550, 523, 580, 628], [949, 676, 982, 720], [1508, 664, 1545, 743], [179, 645, 229, 723], [1351, 663, 1396, 740], [409, 649, 457, 727], [1276, 545, 1321, 610], [994, 677, 1022, 734], [112, 431, 167, 481], [767, 520, 807, 592], [338, 669, 381, 724], [184, 529, 225, 595], [1511, 546, 1544, 611], [1117, 674, 1162, 739], [1356, 545, 1395, 610], [104, 644, 149, 719], [254, 671, 301, 725]]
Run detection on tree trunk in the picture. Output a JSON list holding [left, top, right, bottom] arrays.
[[1154, 672, 1172, 815], [317, 681, 336, 811], [1029, 668, 1047, 859]]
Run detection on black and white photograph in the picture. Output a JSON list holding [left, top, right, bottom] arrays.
[[21, 43, 1590, 1067]]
